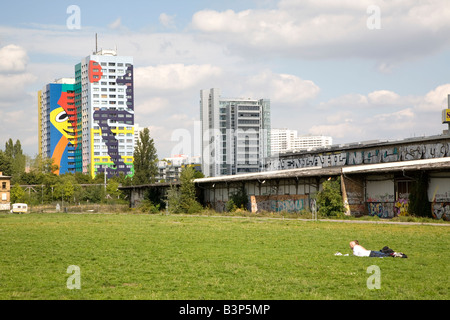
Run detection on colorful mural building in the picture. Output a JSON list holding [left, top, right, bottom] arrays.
[[38, 78, 77, 175], [39, 49, 135, 178], [76, 49, 135, 178]]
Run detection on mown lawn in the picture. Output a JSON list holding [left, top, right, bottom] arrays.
[[0, 213, 448, 300]]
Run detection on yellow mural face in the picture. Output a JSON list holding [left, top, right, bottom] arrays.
[[50, 107, 75, 140]]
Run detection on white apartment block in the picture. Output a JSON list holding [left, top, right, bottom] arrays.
[[157, 155, 202, 182], [201, 88, 271, 177], [271, 128, 332, 155]]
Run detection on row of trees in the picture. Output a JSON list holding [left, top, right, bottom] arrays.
[[1, 129, 205, 211], [1, 128, 157, 205]]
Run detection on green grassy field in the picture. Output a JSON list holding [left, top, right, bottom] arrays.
[[0, 213, 448, 300]]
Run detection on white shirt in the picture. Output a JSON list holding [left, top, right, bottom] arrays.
[[352, 245, 371, 257]]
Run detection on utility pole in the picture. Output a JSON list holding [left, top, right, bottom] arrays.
[[104, 166, 107, 193]]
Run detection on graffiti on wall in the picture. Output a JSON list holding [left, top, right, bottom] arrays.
[[367, 194, 395, 203], [367, 202, 395, 218], [250, 195, 307, 213], [267, 142, 450, 171], [433, 192, 450, 202], [432, 203, 450, 221], [394, 199, 409, 216]]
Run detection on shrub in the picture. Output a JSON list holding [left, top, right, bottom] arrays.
[[138, 199, 160, 214], [316, 178, 345, 218], [167, 167, 203, 214], [225, 187, 248, 213], [225, 199, 238, 213]]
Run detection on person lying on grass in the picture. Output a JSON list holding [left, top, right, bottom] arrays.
[[349, 240, 407, 258]]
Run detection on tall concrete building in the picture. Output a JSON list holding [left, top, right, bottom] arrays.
[[38, 78, 76, 175], [200, 88, 271, 177], [75, 49, 135, 178], [39, 49, 135, 178]]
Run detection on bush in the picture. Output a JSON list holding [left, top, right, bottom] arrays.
[[167, 167, 203, 214], [316, 178, 345, 218], [138, 199, 160, 214], [226, 187, 248, 213], [166, 185, 182, 214], [225, 199, 237, 213]]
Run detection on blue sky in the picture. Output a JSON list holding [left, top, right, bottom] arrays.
[[1, 0, 450, 159]]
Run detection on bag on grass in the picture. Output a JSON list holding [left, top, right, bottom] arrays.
[[381, 246, 407, 258]]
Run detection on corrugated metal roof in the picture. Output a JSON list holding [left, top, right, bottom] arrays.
[[194, 157, 450, 184]]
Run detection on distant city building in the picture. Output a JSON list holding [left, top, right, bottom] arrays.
[[157, 155, 202, 182], [271, 128, 332, 155], [38, 78, 76, 175], [200, 88, 271, 177]]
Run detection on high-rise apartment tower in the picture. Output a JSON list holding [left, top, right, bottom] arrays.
[[75, 49, 135, 178], [200, 88, 271, 177], [39, 49, 135, 178]]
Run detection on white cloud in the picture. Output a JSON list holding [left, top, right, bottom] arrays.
[[0, 73, 36, 103], [190, 1, 450, 63], [0, 44, 29, 73], [108, 18, 122, 30], [417, 84, 450, 111], [243, 71, 320, 104], [159, 13, 176, 29], [303, 84, 449, 144], [309, 122, 364, 140], [135, 64, 222, 90], [135, 97, 170, 116], [368, 90, 401, 105], [318, 93, 369, 110]]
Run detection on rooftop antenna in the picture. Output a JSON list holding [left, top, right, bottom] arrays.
[[95, 33, 98, 53]]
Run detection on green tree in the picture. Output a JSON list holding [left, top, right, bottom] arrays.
[[106, 180, 121, 200], [166, 167, 203, 214], [52, 174, 79, 203], [1, 139, 26, 181], [82, 185, 105, 203], [0, 150, 13, 176], [74, 172, 94, 184], [133, 128, 158, 185], [30, 154, 58, 174], [13, 140, 26, 175], [316, 178, 345, 218], [4, 139, 26, 181], [179, 166, 202, 213], [4, 139, 14, 160], [11, 183, 26, 203], [166, 184, 182, 213]]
